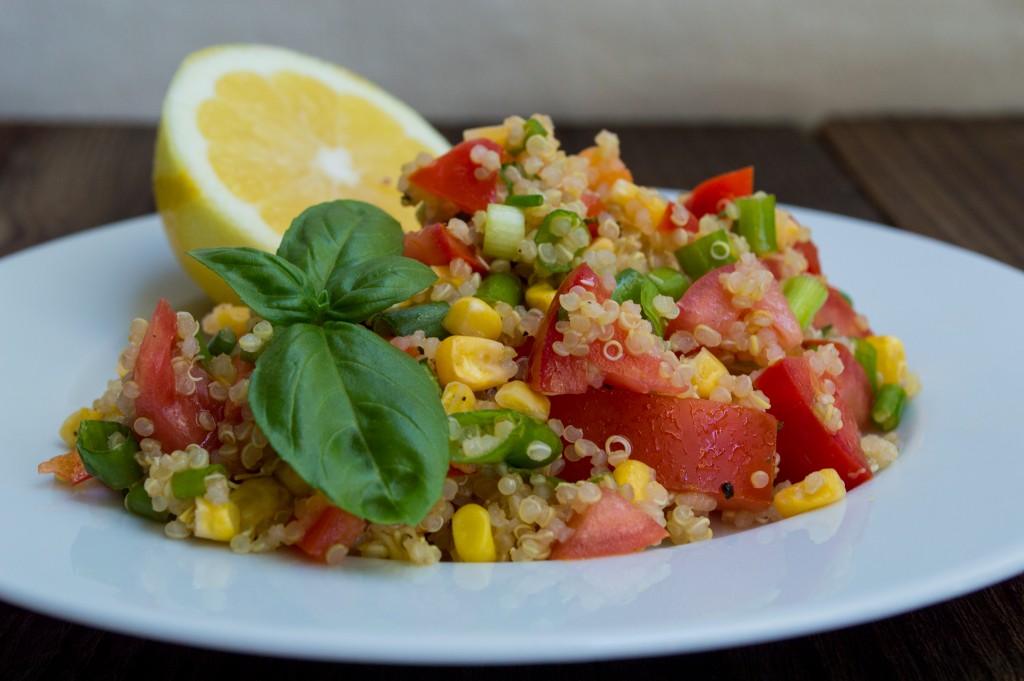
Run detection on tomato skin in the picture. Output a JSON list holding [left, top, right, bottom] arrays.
[[665, 262, 804, 356], [407, 138, 501, 215], [134, 299, 223, 453], [38, 450, 92, 485], [656, 201, 700, 233], [753, 356, 872, 489], [549, 388, 778, 511], [526, 264, 689, 396], [550, 489, 667, 560], [683, 167, 754, 218], [804, 340, 873, 430], [812, 286, 872, 338], [295, 505, 367, 563], [793, 240, 822, 275], [402, 223, 488, 273]]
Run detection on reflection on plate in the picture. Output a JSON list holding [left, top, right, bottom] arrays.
[[1, 209, 1022, 664]]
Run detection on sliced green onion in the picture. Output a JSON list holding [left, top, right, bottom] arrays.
[[171, 464, 228, 499], [782, 275, 828, 331], [505, 193, 544, 208], [449, 409, 562, 468], [76, 420, 143, 490], [476, 272, 523, 307], [207, 328, 238, 357], [611, 269, 665, 337], [871, 384, 907, 431], [371, 302, 450, 339], [648, 266, 690, 300], [851, 338, 879, 393], [124, 481, 168, 522], [675, 229, 737, 280], [195, 332, 212, 363], [735, 193, 777, 255], [523, 117, 548, 142], [483, 203, 526, 259], [534, 209, 589, 273]]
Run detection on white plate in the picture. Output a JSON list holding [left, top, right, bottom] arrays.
[[1, 210, 1022, 665]]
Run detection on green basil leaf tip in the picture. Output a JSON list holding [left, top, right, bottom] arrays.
[[325, 255, 438, 323], [249, 322, 449, 526], [189, 247, 320, 325]]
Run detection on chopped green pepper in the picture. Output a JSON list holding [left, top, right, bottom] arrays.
[[611, 268, 665, 337], [871, 384, 907, 432], [675, 229, 737, 280], [734, 193, 777, 255], [449, 409, 562, 468], [851, 338, 880, 393], [782, 274, 829, 331], [647, 266, 690, 300], [171, 464, 228, 499], [505, 193, 544, 208], [534, 209, 590, 273], [76, 420, 143, 490], [476, 272, 524, 307], [124, 481, 168, 521], [207, 327, 238, 357], [371, 302, 450, 339]]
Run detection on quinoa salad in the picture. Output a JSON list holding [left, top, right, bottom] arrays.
[[39, 115, 918, 565]]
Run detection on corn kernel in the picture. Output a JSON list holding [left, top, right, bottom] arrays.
[[273, 461, 312, 497], [495, 380, 550, 420], [59, 407, 103, 449], [443, 296, 503, 340], [201, 303, 251, 338], [452, 503, 497, 562], [865, 336, 906, 386], [442, 381, 478, 414], [612, 459, 654, 503], [585, 237, 615, 255], [773, 468, 846, 518], [431, 265, 466, 289], [462, 124, 509, 146], [231, 477, 292, 533], [434, 336, 518, 391], [193, 497, 241, 542], [525, 282, 557, 312], [691, 348, 728, 398]]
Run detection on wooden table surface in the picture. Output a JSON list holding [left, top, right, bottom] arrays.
[[2, 119, 1023, 680]]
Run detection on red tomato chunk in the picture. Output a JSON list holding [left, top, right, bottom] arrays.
[[406, 138, 501, 215], [549, 388, 778, 512], [683, 166, 754, 218], [295, 505, 367, 563], [403, 222, 488, 273], [550, 489, 668, 560]]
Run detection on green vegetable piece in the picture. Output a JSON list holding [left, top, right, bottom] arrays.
[[523, 117, 548, 142], [76, 420, 143, 490], [505, 193, 544, 208], [851, 338, 879, 393], [249, 322, 449, 526], [735, 194, 777, 255], [675, 229, 737, 280], [611, 269, 665, 337], [871, 384, 907, 432], [449, 409, 562, 469], [648, 266, 690, 300], [371, 302, 451, 339], [476, 272, 523, 307], [195, 331, 212, 364], [534, 209, 589, 273], [483, 203, 526, 259], [782, 274, 829, 331], [171, 464, 228, 499], [325, 255, 437, 323], [207, 327, 238, 357], [124, 481, 168, 522]]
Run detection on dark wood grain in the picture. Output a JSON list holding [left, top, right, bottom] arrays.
[[2, 121, 1023, 681]]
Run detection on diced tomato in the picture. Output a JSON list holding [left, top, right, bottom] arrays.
[[656, 201, 699, 233], [549, 489, 668, 560], [753, 356, 872, 489], [793, 240, 822, 275], [579, 146, 633, 191], [683, 166, 754, 218], [402, 223, 488, 273], [407, 138, 501, 215], [665, 261, 803, 357], [295, 505, 367, 563], [812, 286, 872, 338], [38, 450, 92, 485], [804, 340, 874, 430], [134, 299, 223, 453], [526, 264, 689, 396], [549, 388, 778, 511]]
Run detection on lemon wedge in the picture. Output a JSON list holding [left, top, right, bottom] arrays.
[[153, 44, 450, 302]]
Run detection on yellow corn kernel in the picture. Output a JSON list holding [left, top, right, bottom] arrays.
[[59, 407, 103, 449], [612, 459, 654, 503], [525, 282, 557, 312], [606, 179, 668, 226], [773, 468, 846, 518], [691, 348, 728, 398], [273, 461, 312, 497], [443, 296, 503, 340], [201, 303, 251, 338], [864, 336, 906, 386], [585, 237, 615, 255], [231, 477, 292, 533], [462, 124, 509, 147], [434, 336, 518, 391], [452, 503, 497, 562], [431, 265, 465, 288], [193, 497, 241, 542], [494, 380, 550, 420], [442, 381, 478, 414], [775, 209, 803, 249]]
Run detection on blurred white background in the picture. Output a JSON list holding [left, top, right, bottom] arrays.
[[2, 0, 1022, 124]]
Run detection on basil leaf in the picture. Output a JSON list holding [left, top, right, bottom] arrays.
[[325, 255, 437, 323], [612, 268, 665, 337], [189, 248, 320, 325], [249, 322, 449, 525], [77, 420, 142, 490], [371, 301, 451, 339], [277, 201, 405, 291]]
